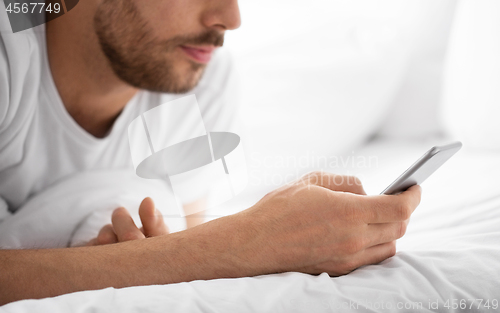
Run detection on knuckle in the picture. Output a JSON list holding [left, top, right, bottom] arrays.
[[342, 238, 363, 254], [397, 202, 412, 220], [304, 171, 325, 184], [98, 232, 114, 244], [343, 203, 363, 222], [308, 171, 325, 178], [397, 221, 407, 238], [388, 241, 397, 257], [357, 236, 368, 250], [366, 198, 382, 220], [331, 174, 348, 188], [339, 259, 358, 274]]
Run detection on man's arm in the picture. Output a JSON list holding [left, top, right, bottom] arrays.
[[86, 196, 208, 247], [0, 172, 421, 305], [0, 212, 249, 305]]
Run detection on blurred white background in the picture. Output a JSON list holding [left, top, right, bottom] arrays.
[[211, 0, 500, 210], [225, 0, 453, 154]]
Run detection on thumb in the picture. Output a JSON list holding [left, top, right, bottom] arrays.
[[139, 197, 169, 237]]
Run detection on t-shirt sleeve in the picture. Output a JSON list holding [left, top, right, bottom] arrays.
[[0, 13, 12, 133], [0, 10, 38, 140], [0, 28, 37, 139], [0, 34, 11, 216], [0, 10, 42, 210]]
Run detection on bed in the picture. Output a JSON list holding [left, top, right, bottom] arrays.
[[1, 138, 499, 313]]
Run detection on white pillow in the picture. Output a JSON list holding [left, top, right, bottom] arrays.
[[377, 1, 457, 139], [227, 0, 426, 159], [0, 170, 186, 249], [440, 0, 500, 152]]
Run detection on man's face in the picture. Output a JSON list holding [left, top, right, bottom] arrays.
[[93, 0, 240, 93]]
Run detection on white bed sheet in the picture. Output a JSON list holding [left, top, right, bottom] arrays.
[[1, 139, 500, 312]]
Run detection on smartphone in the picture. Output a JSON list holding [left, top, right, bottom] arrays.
[[381, 141, 463, 195]]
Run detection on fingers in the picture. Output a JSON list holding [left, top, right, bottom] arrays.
[[88, 199, 168, 246], [321, 241, 397, 276], [86, 238, 99, 246], [86, 224, 120, 246], [97, 224, 118, 245], [365, 219, 409, 247], [111, 207, 146, 242], [139, 197, 169, 237], [358, 241, 397, 267], [300, 171, 366, 195], [362, 185, 422, 223]]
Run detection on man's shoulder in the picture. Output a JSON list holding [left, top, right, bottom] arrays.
[[0, 10, 43, 133], [0, 8, 40, 81]]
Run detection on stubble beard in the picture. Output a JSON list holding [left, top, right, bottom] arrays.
[[93, 0, 224, 94]]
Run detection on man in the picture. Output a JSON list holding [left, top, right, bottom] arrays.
[[0, 0, 421, 305]]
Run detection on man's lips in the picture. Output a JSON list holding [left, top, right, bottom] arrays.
[[179, 45, 217, 64]]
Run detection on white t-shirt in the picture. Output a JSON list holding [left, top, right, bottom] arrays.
[[0, 12, 240, 215]]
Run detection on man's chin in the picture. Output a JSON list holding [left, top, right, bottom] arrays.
[[118, 66, 206, 94]]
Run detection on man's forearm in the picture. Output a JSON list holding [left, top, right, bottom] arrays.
[[0, 174, 422, 305], [0, 213, 262, 305]]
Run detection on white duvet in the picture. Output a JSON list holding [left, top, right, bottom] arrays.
[[1, 140, 500, 313]]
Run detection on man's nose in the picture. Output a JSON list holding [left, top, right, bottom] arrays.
[[201, 0, 241, 31]]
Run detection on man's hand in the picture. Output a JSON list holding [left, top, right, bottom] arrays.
[[86, 197, 169, 246], [234, 172, 422, 277], [0, 172, 421, 305]]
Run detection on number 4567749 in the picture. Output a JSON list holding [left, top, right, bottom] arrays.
[[5, 2, 61, 14]]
